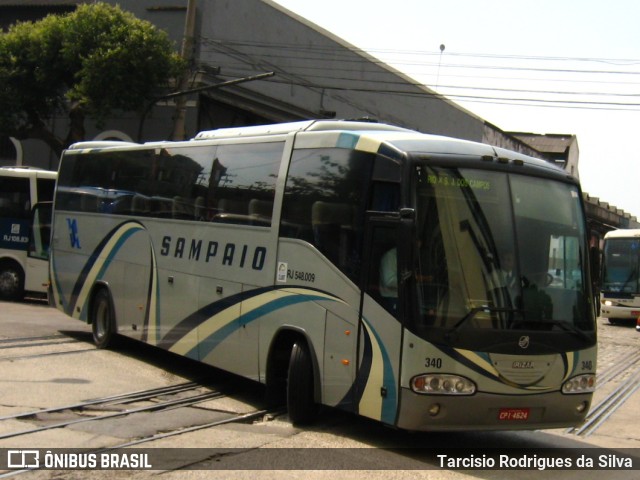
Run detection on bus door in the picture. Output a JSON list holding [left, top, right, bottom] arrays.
[[26, 202, 52, 294], [356, 213, 407, 425]]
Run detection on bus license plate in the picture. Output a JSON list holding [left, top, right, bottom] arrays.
[[498, 408, 530, 421]]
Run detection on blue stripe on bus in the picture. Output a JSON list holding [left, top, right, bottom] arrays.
[[185, 291, 336, 359], [362, 317, 397, 424], [433, 344, 510, 386], [156, 287, 272, 349], [377, 142, 404, 160], [157, 286, 343, 350], [67, 221, 145, 317], [432, 343, 570, 390], [140, 246, 158, 343], [336, 132, 359, 149], [353, 323, 372, 406]]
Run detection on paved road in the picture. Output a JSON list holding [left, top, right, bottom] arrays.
[[0, 300, 638, 479]]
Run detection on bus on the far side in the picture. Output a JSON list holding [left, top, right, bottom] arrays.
[[600, 228, 640, 329], [0, 166, 56, 300]]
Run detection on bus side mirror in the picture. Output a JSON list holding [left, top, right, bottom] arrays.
[[398, 208, 415, 285]]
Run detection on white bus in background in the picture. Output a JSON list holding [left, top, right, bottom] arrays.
[[600, 228, 640, 328], [0, 167, 56, 300], [50, 120, 597, 430]]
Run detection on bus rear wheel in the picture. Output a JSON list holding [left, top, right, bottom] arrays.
[[287, 341, 318, 425], [0, 261, 25, 301], [91, 288, 116, 349]]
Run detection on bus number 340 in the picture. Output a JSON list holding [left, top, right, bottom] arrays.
[[425, 358, 443, 368]]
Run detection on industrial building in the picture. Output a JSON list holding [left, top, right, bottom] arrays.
[[0, 0, 637, 237]]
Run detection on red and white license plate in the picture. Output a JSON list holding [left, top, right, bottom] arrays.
[[498, 408, 530, 421]]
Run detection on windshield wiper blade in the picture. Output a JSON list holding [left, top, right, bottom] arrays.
[[510, 319, 591, 341], [541, 320, 591, 341], [447, 306, 521, 338]]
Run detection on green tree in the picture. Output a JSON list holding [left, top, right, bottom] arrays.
[[0, 2, 184, 156]]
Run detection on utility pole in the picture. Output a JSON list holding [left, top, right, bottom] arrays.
[[172, 0, 197, 140]]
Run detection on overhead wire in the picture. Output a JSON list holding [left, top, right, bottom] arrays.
[[196, 36, 640, 111], [199, 37, 640, 73]]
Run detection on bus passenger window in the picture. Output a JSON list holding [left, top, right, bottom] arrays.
[[209, 142, 282, 226], [0, 177, 30, 219], [281, 148, 375, 282], [311, 201, 355, 267]]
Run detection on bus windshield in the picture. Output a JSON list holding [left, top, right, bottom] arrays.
[[411, 164, 593, 348], [602, 238, 640, 294]]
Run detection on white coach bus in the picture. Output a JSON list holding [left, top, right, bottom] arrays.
[[0, 166, 56, 300], [50, 120, 596, 430], [600, 228, 640, 328]]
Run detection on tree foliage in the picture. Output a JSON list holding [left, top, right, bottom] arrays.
[[0, 2, 184, 156]]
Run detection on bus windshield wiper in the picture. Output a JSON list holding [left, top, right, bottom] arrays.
[[509, 319, 591, 342], [446, 306, 521, 338], [539, 320, 591, 342]]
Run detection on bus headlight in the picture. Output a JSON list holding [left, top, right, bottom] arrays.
[[411, 374, 476, 395], [562, 374, 595, 394]]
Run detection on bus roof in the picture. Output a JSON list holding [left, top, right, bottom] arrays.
[[193, 119, 411, 140], [604, 229, 640, 239], [65, 120, 567, 178], [195, 120, 564, 175]]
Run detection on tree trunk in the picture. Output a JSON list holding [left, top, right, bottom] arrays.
[[65, 102, 86, 148], [16, 119, 65, 159]]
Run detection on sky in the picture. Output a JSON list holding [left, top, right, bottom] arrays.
[[272, 0, 640, 220]]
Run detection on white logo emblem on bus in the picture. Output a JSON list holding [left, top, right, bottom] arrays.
[[518, 336, 530, 349]]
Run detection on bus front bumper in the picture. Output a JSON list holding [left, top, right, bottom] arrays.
[[395, 388, 592, 432], [601, 303, 640, 322]]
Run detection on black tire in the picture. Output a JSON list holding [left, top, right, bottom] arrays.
[[91, 288, 116, 349], [0, 262, 25, 301], [287, 341, 318, 425]]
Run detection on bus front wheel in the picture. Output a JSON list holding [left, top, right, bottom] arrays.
[[287, 341, 318, 425], [0, 261, 25, 301], [91, 288, 116, 349]]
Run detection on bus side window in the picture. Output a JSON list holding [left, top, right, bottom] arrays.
[[281, 147, 375, 282], [311, 201, 355, 267], [0, 176, 30, 219], [210, 142, 281, 226]]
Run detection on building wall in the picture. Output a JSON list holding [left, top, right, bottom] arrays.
[[196, 0, 486, 141], [0, 0, 542, 168], [566, 137, 580, 178], [1, 0, 635, 231], [481, 123, 545, 159]]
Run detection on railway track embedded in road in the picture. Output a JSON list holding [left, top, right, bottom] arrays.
[[567, 345, 640, 436], [0, 378, 282, 478], [0, 334, 94, 361], [0, 381, 225, 440]]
